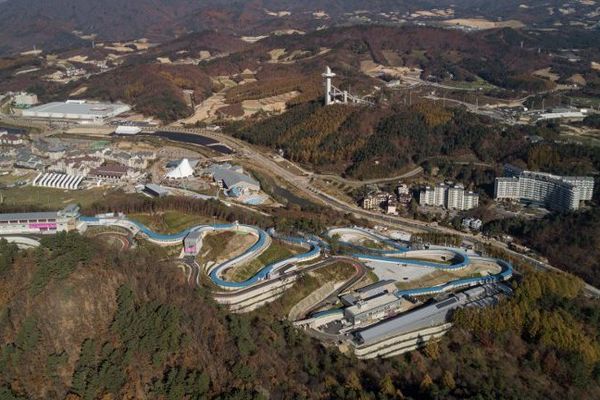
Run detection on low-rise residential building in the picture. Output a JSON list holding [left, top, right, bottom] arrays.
[[361, 192, 394, 211], [385, 200, 397, 215], [49, 155, 103, 177], [89, 164, 140, 182], [462, 218, 483, 231], [32, 140, 67, 160], [0, 154, 14, 171], [0, 131, 25, 146], [14, 149, 44, 170], [97, 149, 156, 169], [396, 184, 410, 196], [13, 92, 38, 107]]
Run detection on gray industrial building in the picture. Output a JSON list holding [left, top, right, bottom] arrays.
[[144, 184, 170, 198], [341, 279, 397, 306], [0, 204, 81, 235], [354, 284, 510, 347], [21, 100, 131, 123], [343, 292, 407, 325], [205, 163, 260, 196]]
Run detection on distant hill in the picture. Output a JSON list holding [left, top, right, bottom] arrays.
[[0, 0, 594, 55]]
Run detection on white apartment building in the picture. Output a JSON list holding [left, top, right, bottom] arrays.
[[447, 185, 465, 209], [494, 169, 594, 212], [419, 183, 479, 211]]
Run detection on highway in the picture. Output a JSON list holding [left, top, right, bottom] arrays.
[[157, 126, 600, 298]]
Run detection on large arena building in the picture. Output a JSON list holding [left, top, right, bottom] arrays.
[[21, 100, 131, 124]]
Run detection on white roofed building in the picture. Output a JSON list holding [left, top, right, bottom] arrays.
[[165, 158, 195, 179], [22, 100, 131, 124], [115, 125, 142, 135]]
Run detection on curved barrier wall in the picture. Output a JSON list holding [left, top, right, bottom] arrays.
[[327, 227, 408, 255], [82, 219, 511, 295], [394, 259, 513, 297], [81, 216, 321, 289], [353, 250, 470, 271]]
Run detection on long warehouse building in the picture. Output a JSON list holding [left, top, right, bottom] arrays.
[[33, 172, 84, 190], [0, 205, 82, 235], [21, 100, 131, 123], [352, 284, 511, 359]]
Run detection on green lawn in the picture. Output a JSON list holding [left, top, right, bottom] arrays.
[[314, 261, 356, 282], [366, 269, 380, 283], [0, 171, 36, 185], [228, 241, 300, 282], [361, 239, 387, 250], [0, 186, 115, 210], [442, 77, 496, 91], [258, 261, 357, 318], [259, 274, 321, 317], [128, 211, 216, 234]]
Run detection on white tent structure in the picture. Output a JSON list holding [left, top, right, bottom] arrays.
[[165, 158, 194, 179]]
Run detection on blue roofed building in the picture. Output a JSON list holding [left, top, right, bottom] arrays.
[[205, 163, 260, 198]]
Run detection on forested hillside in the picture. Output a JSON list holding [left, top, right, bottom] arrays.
[[1, 235, 600, 399], [485, 208, 600, 287], [64, 64, 215, 122], [230, 101, 526, 178]]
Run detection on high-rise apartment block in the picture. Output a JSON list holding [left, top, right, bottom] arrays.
[[419, 183, 479, 211], [494, 165, 594, 212]]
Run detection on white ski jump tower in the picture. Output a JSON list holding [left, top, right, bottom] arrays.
[[323, 66, 374, 107]]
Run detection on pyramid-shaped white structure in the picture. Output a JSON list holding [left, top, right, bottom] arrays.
[[165, 158, 194, 179]]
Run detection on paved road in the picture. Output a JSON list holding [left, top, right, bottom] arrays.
[[158, 127, 600, 298]]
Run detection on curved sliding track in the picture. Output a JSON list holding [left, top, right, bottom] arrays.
[[327, 227, 513, 297], [81, 216, 321, 289]]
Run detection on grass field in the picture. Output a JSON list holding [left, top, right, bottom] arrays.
[[313, 261, 356, 282], [0, 186, 115, 210], [129, 211, 217, 234], [228, 240, 300, 282], [261, 261, 357, 317], [0, 171, 36, 185], [394, 265, 495, 290], [196, 231, 238, 263], [442, 77, 496, 91], [360, 239, 387, 250], [366, 269, 380, 283], [260, 274, 321, 317]]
